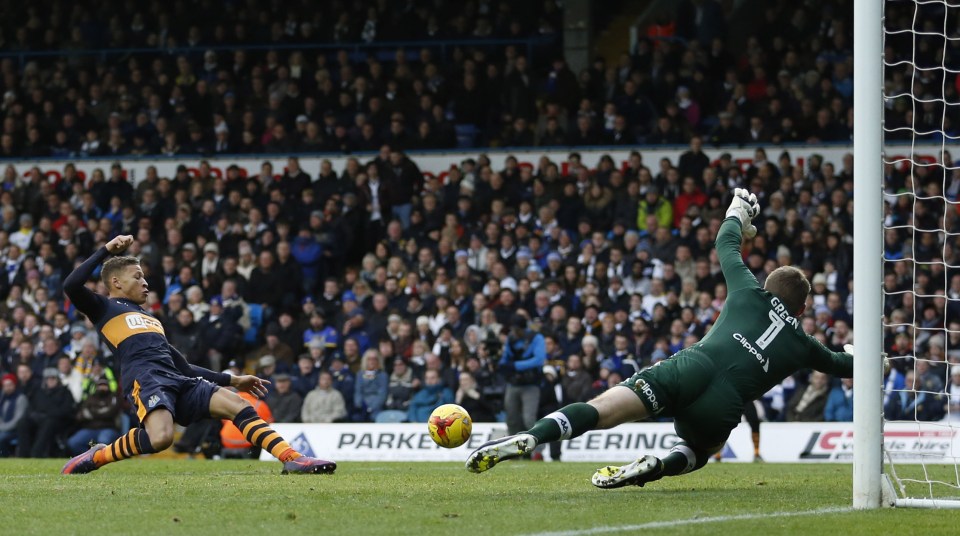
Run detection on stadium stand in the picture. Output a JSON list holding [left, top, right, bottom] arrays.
[[0, 0, 950, 459]]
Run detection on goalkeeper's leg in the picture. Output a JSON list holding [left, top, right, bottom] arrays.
[[466, 386, 648, 473], [592, 441, 723, 489]]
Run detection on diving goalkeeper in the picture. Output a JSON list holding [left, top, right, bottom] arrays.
[[466, 189, 855, 488]]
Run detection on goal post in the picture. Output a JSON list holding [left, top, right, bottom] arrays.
[[852, 0, 885, 511], [857, 0, 960, 509]]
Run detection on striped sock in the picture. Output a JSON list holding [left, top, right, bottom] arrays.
[[232, 406, 301, 462], [93, 429, 156, 466]]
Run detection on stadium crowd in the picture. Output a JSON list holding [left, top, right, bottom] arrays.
[[0, 0, 958, 459], [0, 0, 906, 160], [0, 140, 957, 458]]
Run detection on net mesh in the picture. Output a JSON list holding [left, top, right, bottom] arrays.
[[882, 0, 960, 503]]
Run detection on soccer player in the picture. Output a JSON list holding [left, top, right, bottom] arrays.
[[61, 235, 335, 475], [466, 189, 855, 488]]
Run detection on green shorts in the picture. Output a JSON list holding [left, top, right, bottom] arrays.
[[619, 348, 744, 448]]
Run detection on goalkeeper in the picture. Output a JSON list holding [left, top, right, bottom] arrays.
[[466, 189, 855, 488]]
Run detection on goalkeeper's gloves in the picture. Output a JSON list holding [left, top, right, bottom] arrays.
[[725, 188, 760, 239], [843, 344, 892, 376]]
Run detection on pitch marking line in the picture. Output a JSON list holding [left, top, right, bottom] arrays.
[[520, 506, 853, 536]]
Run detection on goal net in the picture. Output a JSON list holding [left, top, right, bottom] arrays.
[[873, 0, 960, 509]]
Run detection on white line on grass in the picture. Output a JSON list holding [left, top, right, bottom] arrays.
[[519, 506, 853, 536]]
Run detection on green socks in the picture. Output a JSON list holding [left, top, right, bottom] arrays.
[[527, 403, 600, 444]]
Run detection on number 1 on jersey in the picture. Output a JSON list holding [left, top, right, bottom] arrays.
[[756, 310, 786, 350]]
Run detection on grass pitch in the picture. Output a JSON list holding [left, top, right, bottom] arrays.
[[1, 459, 957, 535]]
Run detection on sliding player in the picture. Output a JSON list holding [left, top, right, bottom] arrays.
[[466, 189, 854, 488], [62, 235, 335, 475]]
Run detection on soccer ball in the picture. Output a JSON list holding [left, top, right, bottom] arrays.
[[428, 404, 472, 448]]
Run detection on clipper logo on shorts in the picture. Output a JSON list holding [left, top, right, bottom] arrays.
[[635, 379, 661, 414]]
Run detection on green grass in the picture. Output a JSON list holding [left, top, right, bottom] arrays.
[[1, 459, 958, 535]]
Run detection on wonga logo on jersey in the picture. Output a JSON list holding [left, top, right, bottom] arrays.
[[124, 313, 164, 331]]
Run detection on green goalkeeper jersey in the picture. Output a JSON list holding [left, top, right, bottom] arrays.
[[694, 217, 853, 402]]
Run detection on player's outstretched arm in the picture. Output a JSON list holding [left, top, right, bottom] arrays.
[[805, 336, 854, 378], [717, 189, 761, 293], [63, 236, 135, 322]]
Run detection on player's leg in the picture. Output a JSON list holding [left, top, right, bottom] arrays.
[[742, 400, 762, 461], [64, 409, 171, 474], [208, 387, 335, 474], [466, 386, 649, 473]]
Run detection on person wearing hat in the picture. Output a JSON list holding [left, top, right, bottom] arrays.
[[268, 373, 303, 423], [18, 368, 75, 458], [66, 378, 121, 456], [61, 234, 336, 475], [0, 373, 26, 456], [496, 314, 546, 439]]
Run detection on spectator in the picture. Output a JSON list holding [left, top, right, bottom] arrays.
[[785, 371, 831, 422], [499, 315, 546, 436], [267, 372, 304, 422], [886, 369, 946, 422], [65, 378, 121, 455], [18, 368, 75, 458], [354, 349, 388, 421], [385, 358, 417, 412], [407, 369, 454, 422], [455, 371, 496, 423], [0, 373, 27, 456], [562, 354, 594, 403], [301, 371, 348, 423], [825, 378, 854, 422]]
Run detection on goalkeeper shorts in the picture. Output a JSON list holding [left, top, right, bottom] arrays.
[[619, 348, 744, 448]]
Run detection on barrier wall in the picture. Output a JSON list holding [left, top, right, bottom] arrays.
[[259, 422, 756, 463], [12, 143, 946, 186], [261, 421, 960, 464]]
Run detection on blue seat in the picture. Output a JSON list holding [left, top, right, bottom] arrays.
[[375, 410, 408, 424], [245, 303, 263, 344], [455, 124, 478, 148]]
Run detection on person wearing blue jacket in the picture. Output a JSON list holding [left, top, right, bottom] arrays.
[[407, 369, 454, 422], [824, 378, 854, 422], [354, 349, 388, 421], [498, 314, 546, 435], [292, 229, 323, 295]]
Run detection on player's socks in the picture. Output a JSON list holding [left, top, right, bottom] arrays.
[[751, 432, 761, 458], [660, 442, 710, 476], [233, 406, 301, 462], [527, 403, 600, 444], [93, 428, 157, 466]]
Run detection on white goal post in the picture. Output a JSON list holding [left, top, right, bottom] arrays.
[[852, 0, 885, 510], [855, 0, 960, 509]]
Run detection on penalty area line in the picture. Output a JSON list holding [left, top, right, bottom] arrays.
[[518, 506, 853, 536]]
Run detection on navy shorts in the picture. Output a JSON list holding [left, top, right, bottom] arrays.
[[129, 373, 220, 427]]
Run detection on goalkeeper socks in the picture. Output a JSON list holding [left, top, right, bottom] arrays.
[[527, 403, 600, 444], [233, 406, 301, 462], [93, 428, 157, 466], [661, 442, 711, 476]]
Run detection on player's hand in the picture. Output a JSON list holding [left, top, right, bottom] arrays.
[[105, 235, 134, 254], [231, 374, 271, 399], [726, 188, 760, 239], [843, 344, 891, 376]]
